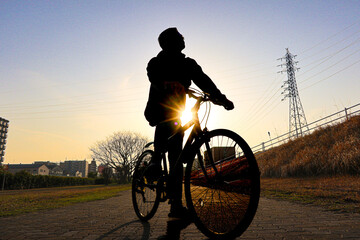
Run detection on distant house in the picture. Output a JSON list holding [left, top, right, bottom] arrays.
[[98, 164, 106, 175], [8, 164, 49, 175], [34, 161, 63, 176], [48, 165, 64, 176]]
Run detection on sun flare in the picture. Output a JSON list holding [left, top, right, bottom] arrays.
[[180, 100, 194, 124]]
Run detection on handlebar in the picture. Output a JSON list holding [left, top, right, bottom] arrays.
[[187, 89, 214, 103], [187, 89, 234, 110]]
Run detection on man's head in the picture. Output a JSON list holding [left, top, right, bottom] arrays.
[[158, 28, 185, 52]]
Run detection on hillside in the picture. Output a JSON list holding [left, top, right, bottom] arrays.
[[257, 115, 360, 177]]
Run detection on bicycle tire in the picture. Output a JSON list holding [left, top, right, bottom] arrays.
[[185, 129, 260, 239], [132, 150, 160, 221]]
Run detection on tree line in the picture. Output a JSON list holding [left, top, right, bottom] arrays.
[[0, 170, 96, 190], [0, 131, 148, 189], [90, 131, 149, 184]]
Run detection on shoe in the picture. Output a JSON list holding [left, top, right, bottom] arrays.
[[144, 162, 162, 182], [168, 205, 192, 220]]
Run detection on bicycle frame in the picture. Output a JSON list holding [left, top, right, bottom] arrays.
[[142, 90, 222, 192], [162, 90, 219, 182]]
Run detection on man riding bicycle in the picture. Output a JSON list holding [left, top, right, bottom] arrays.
[[144, 27, 234, 219]]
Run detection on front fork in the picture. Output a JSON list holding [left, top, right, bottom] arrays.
[[193, 129, 223, 183]]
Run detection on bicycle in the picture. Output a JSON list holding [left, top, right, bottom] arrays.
[[132, 89, 260, 239]]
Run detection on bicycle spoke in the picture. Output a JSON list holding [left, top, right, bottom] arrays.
[[132, 150, 160, 221], [190, 185, 211, 202], [186, 129, 260, 239]]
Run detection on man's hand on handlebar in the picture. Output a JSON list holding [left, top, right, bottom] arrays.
[[222, 98, 234, 110], [187, 89, 234, 110], [213, 94, 234, 111]]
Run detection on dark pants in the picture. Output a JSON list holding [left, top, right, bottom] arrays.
[[154, 120, 183, 205]]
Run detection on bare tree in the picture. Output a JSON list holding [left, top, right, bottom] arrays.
[[90, 131, 149, 183]]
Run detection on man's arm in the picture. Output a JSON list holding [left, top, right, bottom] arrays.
[[187, 59, 221, 95], [188, 58, 234, 110]]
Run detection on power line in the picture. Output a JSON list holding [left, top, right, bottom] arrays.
[[299, 46, 360, 84], [300, 20, 360, 54], [300, 57, 360, 91], [241, 96, 283, 134], [298, 36, 360, 77], [240, 74, 285, 124]]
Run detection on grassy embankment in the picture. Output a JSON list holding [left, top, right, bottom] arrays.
[[257, 115, 360, 213], [0, 184, 130, 217]]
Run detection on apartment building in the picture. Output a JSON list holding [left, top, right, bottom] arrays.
[[60, 160, 88, 177], [0, 117, 9, 165], [88, 159, 97, 174]]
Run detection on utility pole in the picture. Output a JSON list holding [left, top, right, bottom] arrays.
[[278, 48, 309, 139], [268, 131, 273, 148]]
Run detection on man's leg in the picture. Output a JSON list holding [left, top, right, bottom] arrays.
[[154, 120, 189, 218], [168, 130, 183, 205], [146, 123, 169, 180]]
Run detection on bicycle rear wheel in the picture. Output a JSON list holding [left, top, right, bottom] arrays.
[[132, 150, 160, 221], [185, 129, 260, 239]]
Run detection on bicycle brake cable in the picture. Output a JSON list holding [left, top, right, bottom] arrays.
[[204, 101, 211, 127], [199, 101, 207, 125]]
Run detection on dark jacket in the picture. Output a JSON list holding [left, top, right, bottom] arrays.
[[145, 51, 222, 126]]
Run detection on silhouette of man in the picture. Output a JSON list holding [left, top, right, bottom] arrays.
[[144, 27, 234, 218]]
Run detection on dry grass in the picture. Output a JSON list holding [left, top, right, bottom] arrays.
[[261, 176, 360, 213], [0, 184, 130, 217], [257, 117, 360, 212], [257, 115, 360, 177]]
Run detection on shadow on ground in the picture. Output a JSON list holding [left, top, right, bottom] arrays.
[[157, 218, 193, 240], [95, 220, 150, 240], [95, 218, 193, 240]]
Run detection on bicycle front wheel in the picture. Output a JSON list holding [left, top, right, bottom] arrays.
[[185, 129, 260, 239], [132, 150, 160, 221]]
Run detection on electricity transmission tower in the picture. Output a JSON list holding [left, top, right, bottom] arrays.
[[278, 48, 309, 139]]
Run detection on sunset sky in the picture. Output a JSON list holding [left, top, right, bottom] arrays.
[[1, 1, 360, 164]]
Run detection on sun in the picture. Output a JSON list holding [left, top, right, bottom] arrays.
[[180, 95, 220, 128], [180, 96, 196, 125], [180, 103, 193, 124]]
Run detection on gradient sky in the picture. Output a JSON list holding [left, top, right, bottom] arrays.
[[1, 1, 360, 164]]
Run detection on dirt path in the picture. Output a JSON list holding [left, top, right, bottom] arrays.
[[1, 190, 359, 239]]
